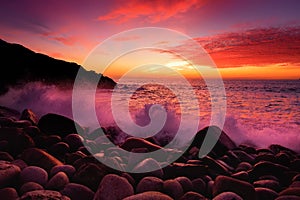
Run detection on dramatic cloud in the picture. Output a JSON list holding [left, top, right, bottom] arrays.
[[174, 26, 300, 68], [98, 0, 205, 23]]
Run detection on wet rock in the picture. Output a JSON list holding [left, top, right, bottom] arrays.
[[20, 109, 38, 125], [255, 187, 278, 200], [163, 179, 184, 199], [290, 182, 300, 188], [73, 163, 107, 191], [49, 142, 70, 158], [202, 156, 230, 176], [65, 151, 86, 165], [192, 178, 206, 195], [38, 113, 84, 137], [231, 171, 249, 182], [20, 182, 44, 195], [0, 187, 19, 200], [187, 126, 236, 158], [120, 137, 162, 152], [249, 161, 289, 181], [0, 161, 21, 187], [279, 187, 300, 197], [164, 163, 208, 180], [132, 158, 164, 178], [13, 120, 32, 128], [44, 135, 62, 149], [61, 183, 95, 200], [94, 174, 134, 200], [20, 166, 48, 186], [50, 165, 76, 178], [20, 190, 70, 200], [21, 148, 63, 172], [175, 177, 193, 193], [24, 126, 41, 138], [276, 152, 291, 166], [0, 127, 35, 156], [123, 191, 173, 200], [136, 176, 164, 193], [293, 174, 300, 182], [11, 159, 27, 170], [213, 175, 256, 200], [212, 191, 243, 200], [254, 179, 281, 192], [180, 191, 206, 200], [63, 134, 84, 152], [233, 150, 255, 164], [236, 162, 252, 172], [0, 151, 14, 161], [46, 171, 69, 190], [255, 153, 277, 163]]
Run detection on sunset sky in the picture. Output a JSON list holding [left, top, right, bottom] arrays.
[[1, 0, 300, 80]]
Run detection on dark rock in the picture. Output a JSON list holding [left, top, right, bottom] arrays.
[[21, 148, 63, 172], [120, 137, 162, 152], [50, 165, 76, 178], [175, 177, 193, 193], [291, 159, 300, 172], [236, 162, 252, 172], [213, 175, 256, 200], [65, 151, 86, 165], [202, 156, 230, 176], [163, 179, 184, 199], [0, 117, 14, 127], [164, 163, 208, 180], [276, 152, 291, 166], [0, 127, 35, 156], [291, 182, 300, 188], [293, 174, 300, 182], [20, 182, 44, 195], [0, 161, 21, 187], [0, 140, 8, 151], [0, 187, 19, 200], [94, 174, 134, 200], [258, 175, 279, 182], [49, 142, 70, 159], [13, 120, 32, 128], [60, 183, 95, 200], [121, 173, 135, 187], [180, 191, 206, 200], [20, 190, 70, 200], [187, 126, 236, 158], [38, 113, 84, 137], [20, 166, 48, 186], [254, 179, 281, 192], [20, 109, 38, 125], [11, 159, 28, 170], [24, 126, 41, 138], [269, 144, 297, 155], [232, 150, 255, 164], [255, 153, 277, 163], [136, 176, 164, 193], [46, 171, 69, 190], [0, 106, 19, 119], [44, 135, 62, 149], [73, 163, 108, 191], [192, 178, 206, 195], [279, 188, 300, 197], [212, 191, 243, 200], [275, 195, 300, 199], [123, 191, 173, 200], [231, 171, 249, 182], [249, 161, 289, 182], [132, 158, 164, 179], [255, 187, 278, 200], [63, 134, 84, 152], [0, 151, 14, 161]]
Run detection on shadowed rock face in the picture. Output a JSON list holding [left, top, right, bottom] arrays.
[[187, 126, 237, 158], [0, 39, 116, 95]]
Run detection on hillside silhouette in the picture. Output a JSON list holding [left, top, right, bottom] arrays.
[[0, 39, 116, 94]]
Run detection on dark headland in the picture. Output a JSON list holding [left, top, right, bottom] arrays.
[[0, 39, 300, 200]]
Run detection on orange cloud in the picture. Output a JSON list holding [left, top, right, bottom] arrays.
[[98, 0, 205, 23]]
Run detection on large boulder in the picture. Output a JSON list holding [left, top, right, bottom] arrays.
[[0, 127, 35, 156], [38, 113, 84, 137], [94, 174, 134, 200], [21, 148, 63, 172], [0, 161, 21, 187], [213, 175, 256, 200], [187, 126, 236, 158]]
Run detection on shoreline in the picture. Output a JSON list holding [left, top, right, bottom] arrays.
[[0, 106, 300, 199]]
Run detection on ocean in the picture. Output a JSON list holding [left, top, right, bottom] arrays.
[[0, 79, 299, 151]]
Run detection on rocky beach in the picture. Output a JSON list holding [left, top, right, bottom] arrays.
[[0, 106, 300, 200]]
